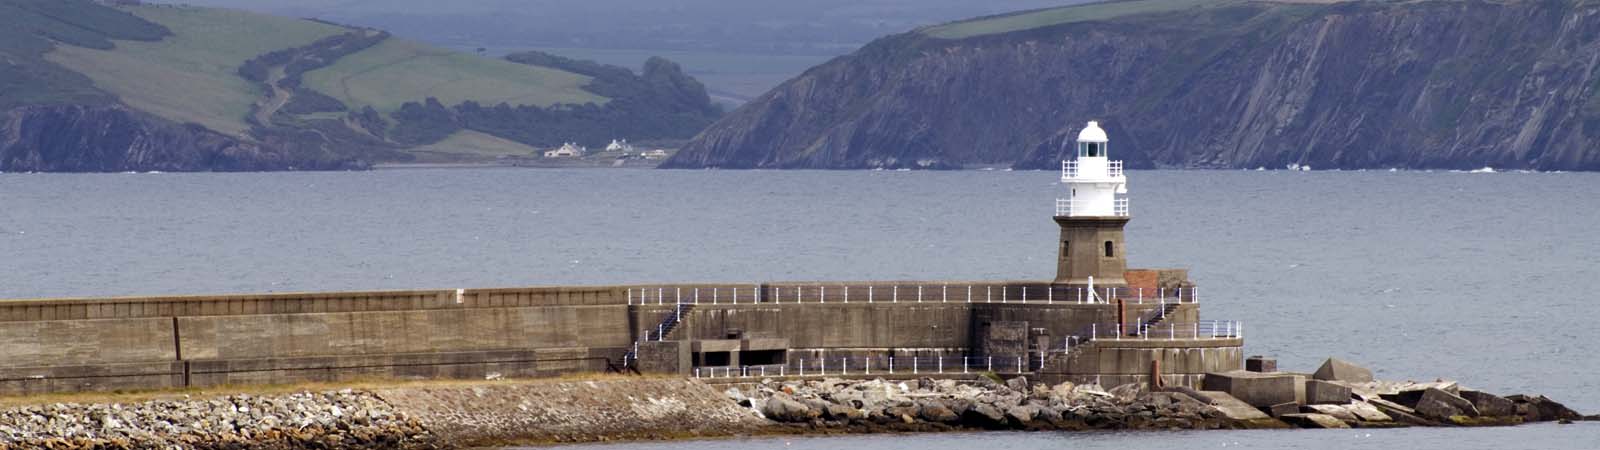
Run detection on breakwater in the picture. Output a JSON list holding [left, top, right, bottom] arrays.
[[0, 370, 1588, 449], [0, 275, 1223, 395]]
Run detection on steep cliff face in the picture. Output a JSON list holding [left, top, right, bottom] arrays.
[[668, 0, 1600, 171], [0, 105, 362, 172]]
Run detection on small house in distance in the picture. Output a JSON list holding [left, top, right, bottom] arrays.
[[543, 142, 586, 158], [605, 139, 635, 153]]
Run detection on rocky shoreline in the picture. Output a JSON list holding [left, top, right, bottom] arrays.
[[732, 375, 1589, 433], [0, 369, 1588, 449]]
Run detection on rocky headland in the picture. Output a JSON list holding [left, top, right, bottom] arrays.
[[667, 0, 1600, 171], [0, 364, 1588, 449]]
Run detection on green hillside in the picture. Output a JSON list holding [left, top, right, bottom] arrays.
[[922, 0, 1238, 39], [0, 0, 721, 171], [302, 38, 603, 114], [46, 5, 346, 136], [0, 0, 168, 108]]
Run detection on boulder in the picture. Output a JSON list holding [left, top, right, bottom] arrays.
[[1459, 390, 1515, 417], [762, 396, 818, 422], [1302, 404, 1357, 423], [1050, 381, 1077, 399], [824, 403, 864, 422], [963, 403, 1008, 428], [1312, 358, 1374, 383], [1279, 413, 1351, 429], [1005, 376, 1031, 393], [918, 401, 959, 423], [1005, 404, 1041, 425], [1507, 394, 1582, 422], [1414, 388, 1479, 421], [1305, 380, 1353, 405]]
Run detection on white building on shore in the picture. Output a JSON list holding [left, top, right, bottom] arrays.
[[543, 142, 586, 158]]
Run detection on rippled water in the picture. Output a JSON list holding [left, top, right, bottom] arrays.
[[2, 168, 1597, 448]]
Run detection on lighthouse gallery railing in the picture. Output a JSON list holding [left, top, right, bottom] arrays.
[[1055, 198, 1129, 216]]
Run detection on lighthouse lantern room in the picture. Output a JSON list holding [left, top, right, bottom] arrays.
[[1053, 121, 1131, 288]]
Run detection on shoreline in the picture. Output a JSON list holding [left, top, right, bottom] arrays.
[[0, 374, 1589, 449]]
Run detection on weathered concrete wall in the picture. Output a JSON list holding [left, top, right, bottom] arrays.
[[0, 317, 175, 367], [176, 306, 628, 360], [1041, 338, 1244, 388], [0, 286, 637, 394], [0, 280, 1222, 394]]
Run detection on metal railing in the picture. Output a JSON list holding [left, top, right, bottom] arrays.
[[692, 355, 1033, 379], [1054, 320, 1243, 354], [626, 285, 1197, 306], [1054, 198, 1130, 217], [1060, 160, 1124, 179]]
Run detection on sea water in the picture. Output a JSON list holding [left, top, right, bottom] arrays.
[[1, 168, 1597, 448]]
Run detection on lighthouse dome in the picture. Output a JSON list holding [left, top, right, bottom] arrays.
[[1077, 121, 1108, 142]]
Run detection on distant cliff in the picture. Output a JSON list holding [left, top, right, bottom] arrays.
[[0, 105, 360, 172], [667, 0, 1600, 171]]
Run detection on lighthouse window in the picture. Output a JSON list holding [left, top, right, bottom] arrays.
[[1104, 241, 1115, 257], [1085, 143, 1099, 157], [1061, 240, 1069, 257]]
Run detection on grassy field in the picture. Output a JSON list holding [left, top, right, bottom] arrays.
[[922, 0, 1233, 39], [44, 5, 346, 136], [302, 38, 605, 113], [407, 129, 542, 162]]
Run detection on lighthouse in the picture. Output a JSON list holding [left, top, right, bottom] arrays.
[[1053, 121, 1129, 289]]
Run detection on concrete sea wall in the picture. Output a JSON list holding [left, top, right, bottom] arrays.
[[0, 286, 639, 394], [0, 277, 1223, 394]]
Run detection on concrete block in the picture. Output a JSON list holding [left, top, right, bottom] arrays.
[[1268, 402, 1300, 417], [1305, 379, 1353, 404], [1279, 413, 1350, 429], [1201, 370, 1302, 408], [1312, 358, 1373, 383], [1245, 356, 1276, 373]]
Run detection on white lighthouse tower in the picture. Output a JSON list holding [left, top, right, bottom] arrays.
[[1053, 121, 1131, 288]]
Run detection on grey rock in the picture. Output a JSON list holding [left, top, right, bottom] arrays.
[[963, 403, 1007, 427], [917, 401, 959, 423], [1004, 404, 1040, 425], [762, 396, 818, 422], [1415, 388, 1479, 421], [1459, 390, 1515, 417], [1005, 376, 1030, 393], [1507, 394, 1583, 422]]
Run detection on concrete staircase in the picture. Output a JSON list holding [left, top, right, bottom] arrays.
[[1134, 303, 1181, 335], [622, 303, 696, 368]]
